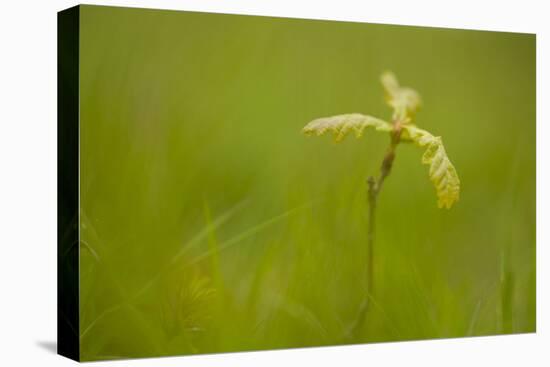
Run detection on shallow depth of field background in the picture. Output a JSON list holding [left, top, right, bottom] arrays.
[[78, 5, 535, 361]]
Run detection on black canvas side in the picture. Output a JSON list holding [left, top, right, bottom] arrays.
[[57, 5, 80, 362]]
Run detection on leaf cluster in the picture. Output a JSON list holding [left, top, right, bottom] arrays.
[[302, 72, 460, 209]]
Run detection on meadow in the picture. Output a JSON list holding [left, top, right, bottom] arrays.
[[77, 6, 535, 360]]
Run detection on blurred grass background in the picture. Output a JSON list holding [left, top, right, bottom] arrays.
[[78, 5, 535, 361]]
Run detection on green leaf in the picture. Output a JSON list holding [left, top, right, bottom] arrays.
[[302, 113, 393, 142], [402, 125, 460, 209], [381, 71, 421, 122]]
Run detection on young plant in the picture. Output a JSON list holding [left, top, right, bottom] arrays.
[[302, 72, 460, 337]]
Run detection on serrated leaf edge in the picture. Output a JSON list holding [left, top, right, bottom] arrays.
[[302, 113, 393, 142], [402, 125, 460, 209]]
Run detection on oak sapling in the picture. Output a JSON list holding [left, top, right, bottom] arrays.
[[302, 72, 460, 337]]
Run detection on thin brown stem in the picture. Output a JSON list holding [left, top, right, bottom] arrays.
[[347, 123, 402, 339]]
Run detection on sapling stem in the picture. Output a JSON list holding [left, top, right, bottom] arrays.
[[348, 124, 401, 338]]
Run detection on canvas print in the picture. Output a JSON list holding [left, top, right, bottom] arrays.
[[58, 5, 536, 361]]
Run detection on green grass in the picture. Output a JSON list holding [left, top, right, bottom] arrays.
[[77, 5, 535, 361]]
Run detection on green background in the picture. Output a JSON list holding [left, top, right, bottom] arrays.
[[78, 5, 535, 361]]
